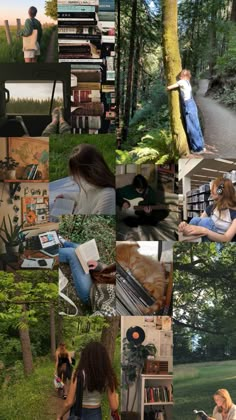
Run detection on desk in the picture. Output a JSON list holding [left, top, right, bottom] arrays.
[[0, 249, 59, 272]]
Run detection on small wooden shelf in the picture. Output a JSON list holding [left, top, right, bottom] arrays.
[[141, 374, 173, 420]]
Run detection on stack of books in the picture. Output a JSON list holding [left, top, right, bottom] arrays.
[[58, 0, 115, 134]]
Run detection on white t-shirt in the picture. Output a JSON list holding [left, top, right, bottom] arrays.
[[212, 404, 236, 420], [177, 79, 192, 101]]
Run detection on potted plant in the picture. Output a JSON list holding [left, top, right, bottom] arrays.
[[121, 338, 157, 420], [0, 156, 19, 179], [0, 215, 30, 255]]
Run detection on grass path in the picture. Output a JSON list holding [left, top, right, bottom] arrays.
[[174, 360, 236, 420]]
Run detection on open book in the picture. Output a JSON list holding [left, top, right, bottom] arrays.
[[75, 239, 100, 274], [51, 198, 75, 216]]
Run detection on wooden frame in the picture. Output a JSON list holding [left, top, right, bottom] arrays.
[[8, 137, 49, 180]]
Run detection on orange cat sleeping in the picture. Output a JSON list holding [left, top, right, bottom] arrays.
[[116, 242, 169, 314]]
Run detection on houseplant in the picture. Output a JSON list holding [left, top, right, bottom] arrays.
[[121, 338, 157, 420], [0, 215, 30, 255], [0, 156, 19, 179]]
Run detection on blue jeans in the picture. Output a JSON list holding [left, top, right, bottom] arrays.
[[59, 241, 92, 303], [189, 216, 217, 242], [183, 98, 205, 152], [68, 407, 102, 420]]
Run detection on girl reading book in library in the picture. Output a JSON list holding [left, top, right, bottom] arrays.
[[56, 341, 119, 420], [179, 178, 236, 242], [55, 144, 115, 215], [207, 389, 236, 420], [167, 69, 205, 154]]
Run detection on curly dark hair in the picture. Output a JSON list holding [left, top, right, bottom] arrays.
[[73, 341, 118, 392], [69, 144, 115, 189]]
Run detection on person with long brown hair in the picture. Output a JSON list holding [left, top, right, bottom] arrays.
[[179, 177, 236, 242], [207, 389, 236, 420], [55, 343, 72, 400], [55, 144, 115, 215], [56, 341, 119, 420], [167, 69, 205, 154]]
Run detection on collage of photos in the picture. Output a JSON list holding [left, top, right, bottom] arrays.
[[0, 1, 236, 420]]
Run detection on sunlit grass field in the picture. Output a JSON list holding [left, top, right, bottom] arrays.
[[174, 360, 236, 420]]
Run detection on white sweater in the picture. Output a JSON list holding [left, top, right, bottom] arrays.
[[63, 180, 115, 215]]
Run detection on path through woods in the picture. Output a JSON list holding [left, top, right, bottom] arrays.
[[44, 388, 66, 419], [195, 79, 236, 158]]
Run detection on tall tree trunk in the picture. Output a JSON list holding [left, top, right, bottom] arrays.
[[116, 0, 121, 148], [101, 317, 120, 362], [19, 306, 34, 376], [50, 304, 56, 360], [57, 314, 64, 345], [162, 0, 189, 155], [231, 0, 236, 21], [122, 0, 138, 142], [131, 37, 141, 118]]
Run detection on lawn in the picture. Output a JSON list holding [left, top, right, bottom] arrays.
[[174, 360, 236, 419], [49, 134, 116, 181]]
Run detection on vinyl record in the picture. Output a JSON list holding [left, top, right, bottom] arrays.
[[126, 326, 145, 345]]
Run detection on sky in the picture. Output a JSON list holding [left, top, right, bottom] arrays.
[[6, 82, 63, 100], [1, 1, 54, 25]]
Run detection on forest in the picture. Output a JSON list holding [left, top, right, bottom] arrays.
[[0, 267, 120, 420], [173, 243, 236, 364], [116, 0, 236, 162]]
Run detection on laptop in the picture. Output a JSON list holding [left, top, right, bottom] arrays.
[[38, 231, 60, 257]]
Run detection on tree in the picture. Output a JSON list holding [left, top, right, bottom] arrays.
[[162, 0, 189, 155], [45, 0, 57, 21], [101, 317, 120, 362]]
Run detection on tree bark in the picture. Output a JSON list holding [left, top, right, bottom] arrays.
[[116, 0, 122, 148], [50, 304, 56, 360], [101, 317, 120, 362], [231, 0, 236, 21], [19, 306, 34, 376], [122, 0, 138, 142], [162, 0, 189, 155]]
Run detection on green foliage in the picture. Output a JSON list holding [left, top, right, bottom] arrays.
[[49, 134, 116, 181], [116, 129, 179, 164], [0, 216, 30, 246], [6, 97, 62, 115], [59, 215, 116, 265], [45, 0, 58, 21], [216, 23, 236, 76]]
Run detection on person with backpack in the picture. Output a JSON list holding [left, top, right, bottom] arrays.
[[56, 341, 119, 420], [18, 6, 42, 63]]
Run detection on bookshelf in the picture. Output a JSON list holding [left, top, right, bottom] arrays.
[[186, 183, 211, 219], [140, 374, 173, 420]]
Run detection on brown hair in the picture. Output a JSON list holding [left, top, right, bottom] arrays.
[[214, 389, 233, 413], [69, 144, 115, 189], [211, 177, 236, 211], [57, 343, 69, 358], [28, 6, 37, 17], [179, 69, 191, 80]]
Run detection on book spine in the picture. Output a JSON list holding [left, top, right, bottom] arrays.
[[28, 164, 36, 179], [58, 20, 97, 26], [102, 35, 115, 43], [58, 12, 96, 18], [32, 165, 38, 180], [58, 5, 96, 12], [99, 0, 115, 11], [58, 33, 101, 40], [58, 0, 99, 5]]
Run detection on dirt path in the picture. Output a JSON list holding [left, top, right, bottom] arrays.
[[46, 29, 57, 63], [195, 79, 236, 158], [44, 388, 67, 419]]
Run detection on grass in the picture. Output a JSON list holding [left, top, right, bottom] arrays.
[[174, 360, 236, 420], [0, 24, 56, 63], [0, 358, 55, 420], [49, 134, 116, 181]]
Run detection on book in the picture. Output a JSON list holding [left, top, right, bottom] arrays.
[[59, 58, 103, 63], [58, 20, 97, 26], [71, 115, 101, 129], [72, 89, 101, 104], [72, 102, 104, 116], [58, 0, 99, 4], [102, 35, 115, 44], [58, 34, 101, 41], [77, 81, 101, 89], [72, 69, 101, 82], [58, 5, 96, 12], [58, 12, 96, 18], [75, 239, 99, 274], [50, 198, 75, 216], [99, 0, 115, 11]]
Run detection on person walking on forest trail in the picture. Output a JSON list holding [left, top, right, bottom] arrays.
[[55, 343, 73, 400], [18, 6, 42, 63], [167, 69, 205, 154], [56, 341, 119, 420]]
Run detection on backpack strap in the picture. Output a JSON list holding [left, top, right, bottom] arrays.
[[74, 370, 85, 419]]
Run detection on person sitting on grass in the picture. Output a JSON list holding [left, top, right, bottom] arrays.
[[207, 389, 236, 420], [18, 6, 42, 63]]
